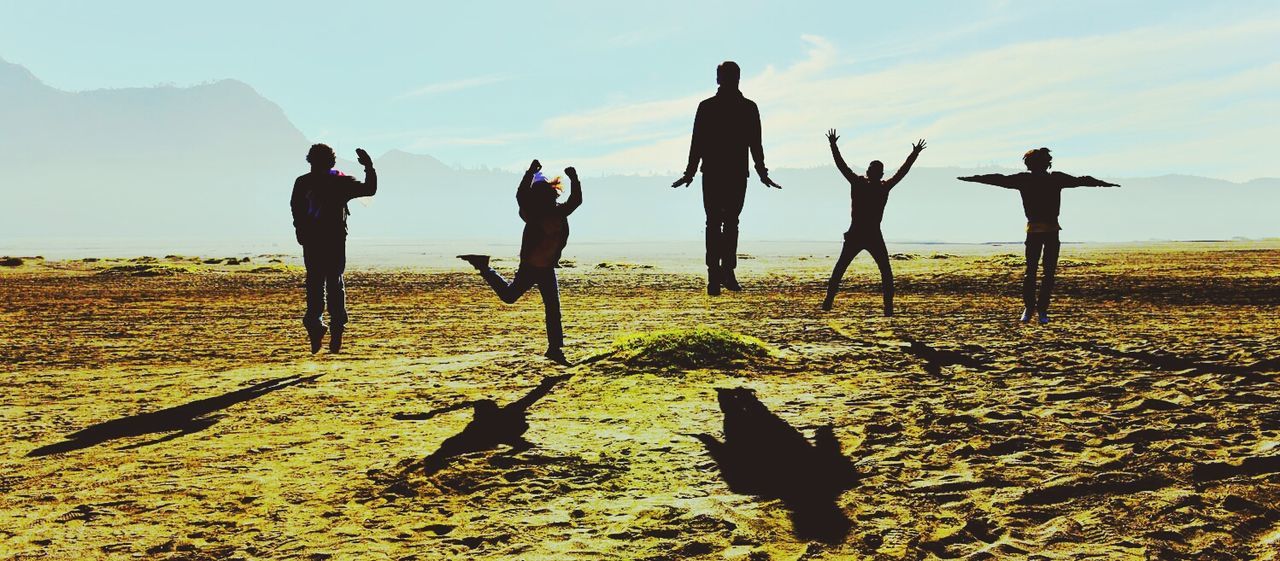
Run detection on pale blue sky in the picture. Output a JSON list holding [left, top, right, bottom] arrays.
[[2, 0, 1277, 179]]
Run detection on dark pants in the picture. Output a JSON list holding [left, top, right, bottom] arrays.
[[303, 241, 347, 330], [480, 265, 563, 351], [826, 229, 894, 309], [702, 175, 748, 270], [1024, 231, 1061, 313]]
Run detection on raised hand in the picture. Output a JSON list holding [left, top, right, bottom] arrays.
[[671, 175, 693, 188], [527, 159, 542, 174], [564, 166, 578, 181], [355, 148, 373, 168], [826, 128, 839, 144], [762, 175, 783, 189], [912, 139, 927, 153]]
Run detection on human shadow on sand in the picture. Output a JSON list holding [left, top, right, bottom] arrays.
[[896, 336, 991, 376], [393, 374, 572, 476], [692, 387, 860, 543], [1077, 342, 1280, 377], [28, 375, 321, 457]]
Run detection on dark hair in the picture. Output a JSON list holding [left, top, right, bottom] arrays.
[[717, 61, 741, 86], [306, 143, 336, 167], [868, 160, 884, 172], [1023, 147, 1052, 171]]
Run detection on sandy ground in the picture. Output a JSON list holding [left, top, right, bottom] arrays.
[[2, 243, 1279, 560]]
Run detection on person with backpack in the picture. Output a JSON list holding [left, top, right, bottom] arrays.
[[458, 159, 582, 366], [290, 144, 377, 353]]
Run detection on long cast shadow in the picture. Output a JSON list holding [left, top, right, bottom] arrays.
[[896, 336, 990, 376], [692, 387, 860, 543], [393, 374, 572, 476], [1077, 342, 1279, 377], [28, 375, 321, 457]]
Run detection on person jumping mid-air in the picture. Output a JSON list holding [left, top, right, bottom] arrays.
[[822, 129, 925, 316], [290, 144, 377, 353], [672, 61, 782, 295], [957, 147, 1118, 324], [459, 159, 582, 366]]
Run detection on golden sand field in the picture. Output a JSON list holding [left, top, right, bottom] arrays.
[[2, 243, 1279, 560]]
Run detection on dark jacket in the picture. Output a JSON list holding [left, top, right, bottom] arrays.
[[957, 171, 1116, 228], [683, 87, 768, 180], [517, 171, 582, 268], [290, 168, 377, 243], [831, 144, 920, 231]]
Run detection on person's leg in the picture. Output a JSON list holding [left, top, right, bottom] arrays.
[[302, 244, 326, 330], [823, 234, 863, 310], [1037, 232, 1061, 317], [702, 180, 725, 292], [482, 266, 536, 304], [719, 180, 749, 288], [536, 268, 564, 356], [1023, 233, 1044, 319], [326, 242, 348, 330], [865, 233, 895, 316]]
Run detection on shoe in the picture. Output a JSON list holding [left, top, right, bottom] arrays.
[[1038, 312, 1050, 325], [721, 269, 743, 292], [1019, 308, 1033, 323], [307, 323, 327, 354], [545, 349, 572, 366], [329, 327, 344, 353], [707, 267, 721, 296], [457, 254, 491, 270]]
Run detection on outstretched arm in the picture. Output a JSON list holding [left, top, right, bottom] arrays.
[[886, 139, 926, 189], [826, 129, 857, 183], [560, 167, 583, 216], [673, 105, 705, 188], [1054, 172, 1120, 188], [508, 374, 572, 413], [957, 173, 1022, 189]]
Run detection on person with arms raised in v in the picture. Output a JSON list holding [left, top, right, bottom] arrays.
[[672, 61, 782, 295], [459, 159, 582, 366], [958, 147, 1118, 324], [822, 129, 925, 316], [290, 144, 377, 354]]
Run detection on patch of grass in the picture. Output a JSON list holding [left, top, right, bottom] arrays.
[[96, 263, 197, 277], [596, 262, 655, 270], [610, 326, 777, 369], [0, 257, 23, 267], [890, 253, 921, 260]]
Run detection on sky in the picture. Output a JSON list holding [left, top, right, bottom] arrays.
[[3, 0, 1278, 181]]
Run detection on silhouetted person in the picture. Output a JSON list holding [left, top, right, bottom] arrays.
[[693, 387, 859, 542], [393, 374, 572, 475], [459, 160, 581, 365], [672, 61, 782, 295], [958, 148, 1118, 324], [290, 144, 377, 353], [822, 129, 925, 316]]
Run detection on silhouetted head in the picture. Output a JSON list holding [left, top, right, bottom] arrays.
[[530, 179, 562, 209], [867, 160, 885, 182], [717, 61, 741, 89], [307, 143, 336, 171], [1023, 147, 1052, 173]]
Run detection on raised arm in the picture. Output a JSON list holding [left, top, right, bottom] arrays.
[[1053, 172, 1120, 188], [560, 166, 583, 216], [517, 159, 540, 206], [826, 129, 857, 183], [885, 139, 926, 189], [957, 173, 1023, 189], [672, 104, 705, 188], [750, 102, 781, 189], [345, 148, 378, 199]]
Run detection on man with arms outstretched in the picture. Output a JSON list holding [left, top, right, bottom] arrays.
[[958, 148, 1118, 324], [822, 129, 925, 316], [672, 61, 782, 295], [290, 144, 377, 353]]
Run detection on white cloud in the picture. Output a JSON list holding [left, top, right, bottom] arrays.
[[394, 74, 510, 99], [544, 19, 1280, 181]]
